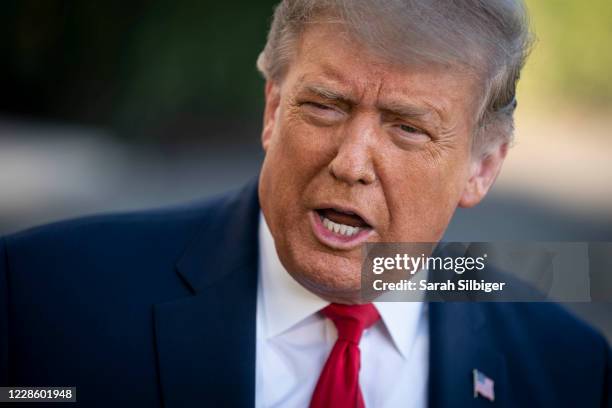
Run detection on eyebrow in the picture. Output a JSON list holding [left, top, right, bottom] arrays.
[[377, 100, 441, 123], [303, 84, 357, 105], [301, 82, 443, 125]]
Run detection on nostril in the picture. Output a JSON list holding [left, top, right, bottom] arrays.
[[328, 158, 376, 186]]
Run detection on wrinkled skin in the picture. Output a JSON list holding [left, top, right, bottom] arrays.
[[259, 24, 507, 303]]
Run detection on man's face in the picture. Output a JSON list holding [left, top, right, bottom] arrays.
[[259, 24, 497, 303]]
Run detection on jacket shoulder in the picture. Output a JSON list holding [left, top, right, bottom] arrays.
[[1, 189, 242, 289], [488, 301, 607, 347], [5, 192, 232, 254], [475, 301, 611, 406], [488, 301, 610, 391]]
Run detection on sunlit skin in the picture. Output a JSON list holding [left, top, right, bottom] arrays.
[[258, 23, 508, 304]]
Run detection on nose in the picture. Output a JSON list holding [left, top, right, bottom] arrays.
[[328, 121, 377, 186]]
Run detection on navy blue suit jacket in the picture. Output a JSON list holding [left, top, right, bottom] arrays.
[[1, 180, 611, 407]]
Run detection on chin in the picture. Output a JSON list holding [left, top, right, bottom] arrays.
[[282, 241, 364, 300]]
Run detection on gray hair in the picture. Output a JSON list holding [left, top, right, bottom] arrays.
[[257, 0, 534, 155]]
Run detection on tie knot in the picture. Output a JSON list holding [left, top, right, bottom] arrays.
[[322, 303, 380, 344]]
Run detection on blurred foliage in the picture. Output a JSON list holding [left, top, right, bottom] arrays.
[[114, 0, 278, 139], [520, 0, 612, 111], [0, 0, 277, 142], [0, 0, 610, 142]]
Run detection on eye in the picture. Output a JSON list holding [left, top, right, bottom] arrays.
[[304, 102, 334, 111], [300, 101, 344, 123], [395, 123, 431, 143], [400, 124, 420, 133]]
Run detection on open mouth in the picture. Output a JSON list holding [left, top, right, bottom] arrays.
[[316, 208, 371, 237], [310, 207, 374, 249]]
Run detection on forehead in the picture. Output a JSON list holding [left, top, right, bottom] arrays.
[[284, 23, 482, 122]]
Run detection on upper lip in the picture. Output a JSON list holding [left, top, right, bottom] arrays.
[[313, 202, 375, 228]]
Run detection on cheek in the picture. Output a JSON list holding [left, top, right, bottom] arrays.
[[260, 110, 335, 222], [379, 147, 471, 240], [284, 111, 338, 164], [270, 117, 338, 198]]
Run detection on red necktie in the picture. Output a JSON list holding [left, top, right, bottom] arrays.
[[310, 303, 381, 408]]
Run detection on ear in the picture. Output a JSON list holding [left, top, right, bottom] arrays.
[[458, 142, 509, 208], [261, 81, 281, 152]]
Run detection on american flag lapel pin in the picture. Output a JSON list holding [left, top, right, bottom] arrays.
[[473, 369, 495, 402]]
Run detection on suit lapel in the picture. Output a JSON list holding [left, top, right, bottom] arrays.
[[428, 302, 509, 408], [154, 181, 260, 407]]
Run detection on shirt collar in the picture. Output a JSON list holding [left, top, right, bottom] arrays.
[[258, 212, 328, 339], [258, 212, 425, 359], [374, 300, 426, 359]]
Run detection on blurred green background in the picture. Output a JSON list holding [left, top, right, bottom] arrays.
[[519, 0, 612, 112], [2, 0, 610, 141], [1, 0, 276, 143]]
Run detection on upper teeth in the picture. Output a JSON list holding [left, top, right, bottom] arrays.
[[322, 216, 361, 237]]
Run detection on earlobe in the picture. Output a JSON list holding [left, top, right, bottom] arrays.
[[458, 142, 509, 208], [262, 81, 281, 151]]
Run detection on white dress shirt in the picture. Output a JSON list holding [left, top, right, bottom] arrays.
[[255, 213, 429, 408]]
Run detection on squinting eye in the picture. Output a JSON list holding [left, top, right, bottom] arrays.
[[305, 102, 333, 111], [396, 124, 431, 143], [399, 124, 420, 133], [300, 101, 344, 123]]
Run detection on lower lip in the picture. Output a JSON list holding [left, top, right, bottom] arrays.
[[309, 210, 374, 250]]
